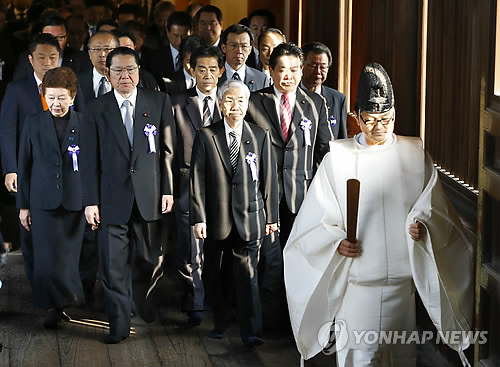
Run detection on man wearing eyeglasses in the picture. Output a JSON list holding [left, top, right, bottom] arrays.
[[285, 63, 473, 367], [219, 24, 268, 92], [13, 15, 92, 81], [301, 42, 347, 140], [80, 47, 176, 344]]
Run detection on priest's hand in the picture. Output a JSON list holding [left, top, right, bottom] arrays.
[[265, 223, 278, 235], [409, 221, 426, 241], [85, 205, 100, 230], [338, 239, 361, 257], [19, 209, 31, 231], [194, 223, 207, 239]]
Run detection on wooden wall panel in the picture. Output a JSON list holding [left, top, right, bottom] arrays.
[[425, 0, 481, 188]]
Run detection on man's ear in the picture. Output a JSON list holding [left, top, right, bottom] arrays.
[[220, 43, 226, 55], [218, 66, 225, 78], [28, 54, 34, 68]]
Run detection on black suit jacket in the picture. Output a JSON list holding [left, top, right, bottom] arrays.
[[17, 110, 84, 211], [80, 88, 176, 224], [190, 119, 278, 242], [246, 86, 332, 214], [218, 65, 268, 92], [0, 75, 85, 175], [171, 87, 222, 211], [12, 47, 92, 81], [311, 85, 347, 140], [141, 43, 177, 91]]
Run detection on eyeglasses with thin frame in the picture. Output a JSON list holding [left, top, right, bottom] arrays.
[[359, 112, 394, 129], [227, 42, 251, 51], [109, 65, 139, 75], [89, 47, 115, 53], [304, 62, 329, 72]]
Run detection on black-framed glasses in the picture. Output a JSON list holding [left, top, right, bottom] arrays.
[[109, 66, 139, 75], [227, 42, 251, 51], [359, 113, 394, 129]]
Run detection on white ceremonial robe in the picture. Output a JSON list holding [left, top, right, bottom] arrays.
[[283, 135, 474, 366]]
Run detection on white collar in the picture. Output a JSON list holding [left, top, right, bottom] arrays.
[[224, 118, 244, 147], [114, 87, 138, 108], [169, 43, 179, 61], [356, 132, 395, 148], [196, 87, 217, 101], [224, 62, 245, 81], [300, 81, 322, 95], [34, 72, 43, 90]]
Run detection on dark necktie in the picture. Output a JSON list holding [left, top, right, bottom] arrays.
[[122, 100, 134, 145], [232, 72, 241, 81], [174, 55, 181, 72], [281, 93, 292, 141], [229, 131, 239, 173], [97, 76, 107, 97], [202, 96, 212, 126]]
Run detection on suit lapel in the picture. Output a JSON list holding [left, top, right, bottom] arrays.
[[261, 90, 285, 142], [186, 89, 203, 130], [105, 93, 131, 159], [60, 110, 80, 154], [212, 121, 232, 176], [131, 89, 151, 164], [40, 111, 61, 155], [244, 66, 256, 92], [27, 77, 43, 110], [288, 88, 309, 141]]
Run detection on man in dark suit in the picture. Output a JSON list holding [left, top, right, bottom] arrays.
[[190, 79, 278, 346], [77, 31, 117, 104], [142, 11, 191, 91], [301, 42, 347, 140], [0, 33, 85, 287], [257, 28, 286, 86], [80, 47, 175, 344], [195, 5, 223, 47], [219, 24, 268, 92], [12, 15, 92, 81], [245, 42, 332, 330], [246, 9, 275, 70], [163, 35, 201, 95], [170, 46, 223, 326]]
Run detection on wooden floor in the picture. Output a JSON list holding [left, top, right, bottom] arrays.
[[0, 250, 462, 367]]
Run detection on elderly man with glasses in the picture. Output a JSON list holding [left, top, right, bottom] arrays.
[[285, 63, 474, 367]]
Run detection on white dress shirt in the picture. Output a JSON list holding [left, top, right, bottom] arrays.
[[114, 88, 138, 123], [273, 86, 296, 127], [196, 87, 218, 120], [224, 119, 243, 148], [93, 67, 111, 97], [224, 62, 245, 81]]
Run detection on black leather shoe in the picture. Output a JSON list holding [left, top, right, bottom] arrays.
[[208, 329, 225, 339], [102, 334, 128, 344], [187, 311, 203, 326], [243, 336, 264, 347], [43, 309, 71, 329]]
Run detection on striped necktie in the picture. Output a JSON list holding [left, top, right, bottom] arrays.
[[280, 93, 292, 141], [229, 131, 239, 173], [202, 96, 212, 126]]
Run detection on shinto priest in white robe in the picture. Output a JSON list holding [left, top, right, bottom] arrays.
[[283, 134, 474, 366]]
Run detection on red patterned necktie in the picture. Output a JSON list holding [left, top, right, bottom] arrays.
[[281, 93, 292, 141]]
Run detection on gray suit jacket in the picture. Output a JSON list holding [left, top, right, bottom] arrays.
[[190, 119, 278, 242], [246, 86, 332, 214], [171, 87, 222, 211], [218, 65, 268, 92], [319, 85, 347, 140]]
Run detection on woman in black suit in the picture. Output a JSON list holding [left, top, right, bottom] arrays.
[[17, 67, 85, 328]]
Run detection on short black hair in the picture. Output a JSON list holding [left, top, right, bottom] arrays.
[[179, 35, 204, 62], [190, 46, 224, 69], [28, 33, 62, 56], [258, 27, 285, 48], [269, 42, 303, 69], [106, 46, 140, 68], [40, 14, 67, 32], [115, 3, 145, 20], [247, 8, 275, 28], [220, 24, 253, 46], [166, 11, 191, 31], [123, 20, 146, 38], [196, 5, 223, 24], [117, 29, 136, 46], [301, 42, 332, 67]]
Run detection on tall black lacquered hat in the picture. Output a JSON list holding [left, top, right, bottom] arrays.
[[355, 63, 394, 113]]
